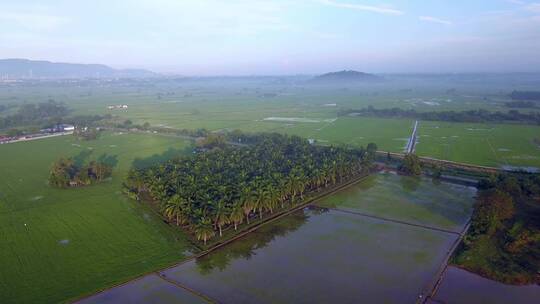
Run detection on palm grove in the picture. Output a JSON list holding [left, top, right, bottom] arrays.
[[124, 133, 377, 245]]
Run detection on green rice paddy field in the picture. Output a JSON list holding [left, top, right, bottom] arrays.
[[415, 121, 540, 168], [2, 80, 539, 168], [0, 132, 197, 304]]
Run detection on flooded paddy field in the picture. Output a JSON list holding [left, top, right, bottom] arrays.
[[80, 172, 478, 303], [430, 266, 540, 304], [78, 274, 208, 304], [160, 208, 457, 303], [316, 172, 477, 233]]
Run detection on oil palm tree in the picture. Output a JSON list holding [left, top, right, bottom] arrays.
[[195, 217, 215, 245], [229, 203, 244, 230]]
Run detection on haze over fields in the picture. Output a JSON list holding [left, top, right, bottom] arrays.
[[1, 0, 540, 75]]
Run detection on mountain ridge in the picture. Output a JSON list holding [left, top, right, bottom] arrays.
[[311, 70, 383, 83], [0, 58, 157, 79]]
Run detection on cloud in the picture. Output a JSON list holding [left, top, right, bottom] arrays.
[[0, 11, 68, 31], [419, 16, 453, 25], [525, 3, 540, 13], [317, 0, 404, 16]]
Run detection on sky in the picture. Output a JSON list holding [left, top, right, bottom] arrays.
[[1, 0, 540, 75]]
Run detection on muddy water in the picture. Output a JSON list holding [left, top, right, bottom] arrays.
[[431, 266, 540, 304], [161, 208, 457, 303]]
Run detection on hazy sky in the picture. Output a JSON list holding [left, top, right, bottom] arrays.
[[1, 0, 540, 75]]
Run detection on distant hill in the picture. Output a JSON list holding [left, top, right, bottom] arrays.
[[311, 70, 383, 83], [0, 59, 157, 79]]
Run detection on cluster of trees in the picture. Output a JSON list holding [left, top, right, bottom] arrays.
[[196, 133, 227, 150], [0, 100, 69, 130], [398, 154, 422, 176], [455, 173, 540, 284], [124, 133, 377, 245], [505, 101, 537, 109], [49, 158, 113, 188], [64, 114, 112, 128], [338, 106, 540, 125], [73, 127, 101, 141]]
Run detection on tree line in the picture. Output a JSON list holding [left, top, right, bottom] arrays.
[[49, 158, 113, 188], [124, 133, 377, 245], [505, 101, 537, 109], [0, 99, 114, 136], [0, 100, 69, 130], [454, 173, 540, 284], [510, 90, 540, 101], [338, 106, 540, 125]]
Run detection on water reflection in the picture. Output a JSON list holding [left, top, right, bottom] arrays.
[[400, 175, 421, 192], [195, 208, 311, 274]]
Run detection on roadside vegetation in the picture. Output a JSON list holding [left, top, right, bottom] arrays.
[[453, 173, 540, 284], [73, 126, 101, 141], [398, 153, 423, 176], [124, 133, 376, 245], [49, 157, 113, 188]]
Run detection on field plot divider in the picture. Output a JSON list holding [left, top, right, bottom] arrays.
[[418, 218, 473, 304], [157, 273, 218, 304], [327, 208, 461, 235]]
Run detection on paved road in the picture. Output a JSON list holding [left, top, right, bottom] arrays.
[[405, 120, 419, 153], [0, 131, 73, 145]]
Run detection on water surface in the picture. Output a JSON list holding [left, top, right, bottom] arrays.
[[316, 172, 476, 232], [432, 266, 540, 304], [162, 208, 457, 303]]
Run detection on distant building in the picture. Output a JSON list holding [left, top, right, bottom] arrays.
[[41, 124, 75, 133], [107, 104, 128, 110], [61, 124, 75, 131]]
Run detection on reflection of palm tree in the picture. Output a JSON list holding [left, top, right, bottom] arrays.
[[195, 209, 310, 274]]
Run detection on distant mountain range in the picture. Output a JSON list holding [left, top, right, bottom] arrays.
[[311, 70, 383, 83], [0, 59, 157, 79]]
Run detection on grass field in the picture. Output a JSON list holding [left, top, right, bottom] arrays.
[[416, 121, 540, 168], [0, 132, 196, 304], [2, 78, 540, 168]]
